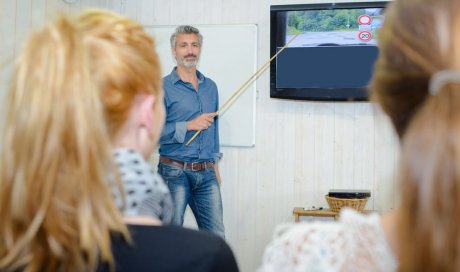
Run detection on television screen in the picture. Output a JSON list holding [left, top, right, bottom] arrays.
[[270, 2, 388, 101]]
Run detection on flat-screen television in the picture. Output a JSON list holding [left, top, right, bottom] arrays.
[[270, 2, 389, 101]]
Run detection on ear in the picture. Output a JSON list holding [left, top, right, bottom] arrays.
[[137, 93, 155, 132]]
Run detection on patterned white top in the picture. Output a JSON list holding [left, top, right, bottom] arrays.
[[113, 148, 173, 223], [259, 209, 398, 272]]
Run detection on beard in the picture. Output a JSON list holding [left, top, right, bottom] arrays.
[[177, 55, 199, 68]]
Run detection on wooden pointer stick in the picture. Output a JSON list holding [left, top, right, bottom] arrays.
[[185, 33, 300, 146]]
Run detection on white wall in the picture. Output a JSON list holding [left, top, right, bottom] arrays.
[[0, 0, 399, 271]]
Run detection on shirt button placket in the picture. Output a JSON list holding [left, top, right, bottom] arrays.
[[196, 90, 203, 155]]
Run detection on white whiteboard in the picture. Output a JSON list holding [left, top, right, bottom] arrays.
[[144, 25, 257, 147]]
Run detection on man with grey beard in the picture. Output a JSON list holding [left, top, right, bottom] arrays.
[[158, 25, 225, 238]]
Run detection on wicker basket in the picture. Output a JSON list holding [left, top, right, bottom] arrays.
[[325, 195, 368, 213]]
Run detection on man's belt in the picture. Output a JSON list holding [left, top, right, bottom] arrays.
[[159, 157, 214, 171]]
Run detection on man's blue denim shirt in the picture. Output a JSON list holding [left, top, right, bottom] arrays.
[[159, 68, 222, 163]]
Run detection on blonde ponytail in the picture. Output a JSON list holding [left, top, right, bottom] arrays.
[[0, 8, 163, 271], [397, 82, 460, 271]]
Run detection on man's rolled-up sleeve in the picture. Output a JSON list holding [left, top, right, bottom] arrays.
[[160, 121, 187, 144]]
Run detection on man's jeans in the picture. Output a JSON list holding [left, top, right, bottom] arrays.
[[158, 162, 225, 238]]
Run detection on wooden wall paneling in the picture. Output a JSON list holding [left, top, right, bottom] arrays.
[[137, 0, 155, 25], [152, 0, 172, 25], [256, 0, 270, 64], [15, 0, 32, 54], [314, 103, 335, 207], [78, 0, 87, 11], [80, 0, 106, 9], [353, 103, 375, 210], [0, 1, 16, 57], [332, 103, 355, 190], [219, 147, 239, 244], [203, 0, 223, 24], [235, 148, 258, 272], [31, 0, 47, 27], [230, 0, 258, 25], [293, 102, 316, 209], [89, 0, 123, 10], [248, 0, 260, 24], [0, 0, 16, 100], [221, 0, 245, 24], [119, 0, 138, 19], [254, 104, 277, 269], [186, 0, 206, 24], [254, 0, 270, 101], [252, 56, 275, 272], [250, 3, 273, 262], [373, 110, 398, 211], [104, 0, 123, 13], [45, 0, 75, 16], [168, 0, 189, 25], [273, 101, 296, 222], [98, 0, 112, 9]]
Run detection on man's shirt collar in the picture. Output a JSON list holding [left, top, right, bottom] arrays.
[[170, 67, 205, 85]]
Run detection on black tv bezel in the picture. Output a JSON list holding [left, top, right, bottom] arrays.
[[270, 1, 389, 102]]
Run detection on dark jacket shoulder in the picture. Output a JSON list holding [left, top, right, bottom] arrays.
[[99, 224, 239, 272]]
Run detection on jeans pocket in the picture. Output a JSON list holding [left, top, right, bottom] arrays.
[[158, 163, 183, 179]]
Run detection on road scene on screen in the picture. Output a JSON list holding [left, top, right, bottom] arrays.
[[285, 8, 384, 47]]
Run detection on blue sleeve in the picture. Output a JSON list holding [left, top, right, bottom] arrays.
[[159, 81, 187, 144], [160, 121, 187, 144]]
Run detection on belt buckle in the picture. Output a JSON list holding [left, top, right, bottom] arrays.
[[191, 162, 201, 171]]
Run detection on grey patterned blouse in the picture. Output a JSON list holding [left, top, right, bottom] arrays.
[[113, 148, 173, 224]]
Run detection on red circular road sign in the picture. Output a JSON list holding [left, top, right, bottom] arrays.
[[358, 14, 372, 25], [358, 31, 373, 42]]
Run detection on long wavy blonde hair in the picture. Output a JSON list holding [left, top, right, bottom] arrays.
[[371, 0, 460, 270], [0, 9, 162, 272]]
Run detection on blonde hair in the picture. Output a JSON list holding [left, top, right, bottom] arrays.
[[0, 9, 162, 272], [371, 0, 460, 270]]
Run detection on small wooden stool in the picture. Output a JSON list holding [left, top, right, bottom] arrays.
[[293, 207, 338, 222], [293, 207, 375, 222]]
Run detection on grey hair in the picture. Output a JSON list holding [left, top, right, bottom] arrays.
[[170, 25, 203, 48]]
